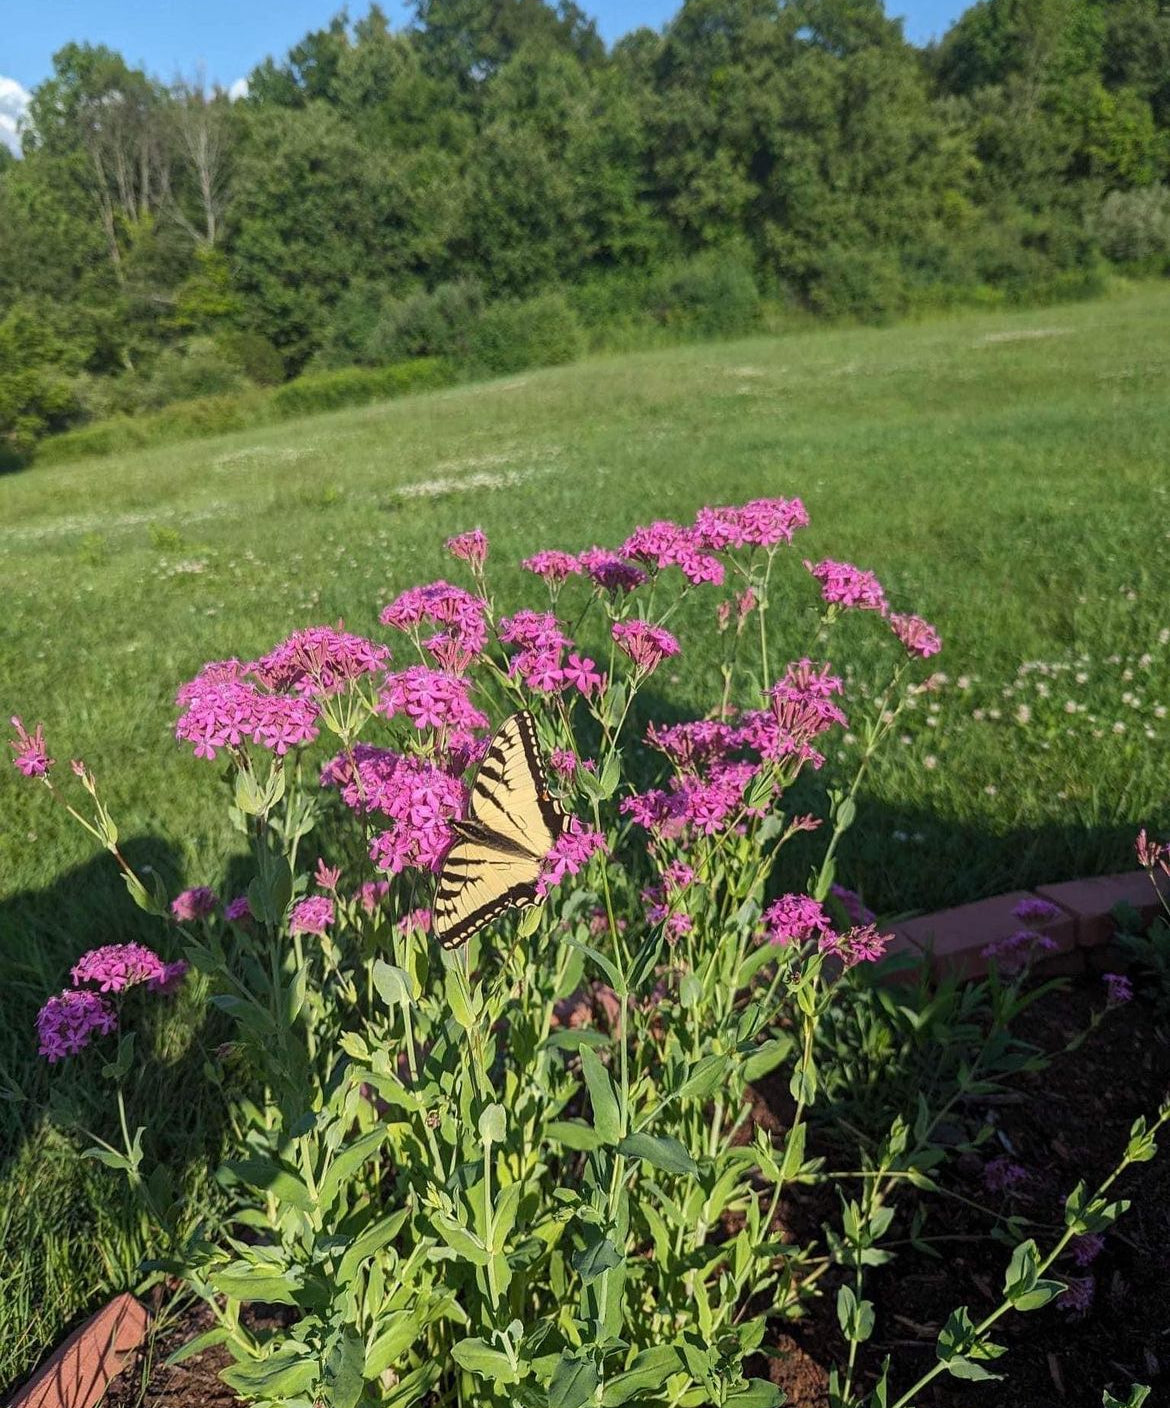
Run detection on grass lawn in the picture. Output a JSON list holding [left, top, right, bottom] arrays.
[[2, 282, 1169, 1387]]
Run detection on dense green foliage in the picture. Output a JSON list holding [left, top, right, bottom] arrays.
[[3, 0, 1170, 458]]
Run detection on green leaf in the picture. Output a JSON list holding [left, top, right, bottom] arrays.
[[627, 932, 663, 994], [209, 1265, 303, 1305], [318, 1126, 387, 1211], [562, 936, 626, 996], [743, 1035, 794, 1082], [545, 1029, 611, 1053], [725, 1383, 783, 1408], [778, 1122, 807, 1183], [679, 972, 703, 1009], [678, 1053, 730, 1100], [451, 1337, 520, 1386], [600, 1347, 684, 1405], [101, 1031, 136, 1083], [834, 796, 857, 831], [598, 748, 622, 800], [1103, 1387, 1151, 1408], [479, 1102, 507, 1145], [518, 903, 545, 938], [372, 959, 413, 1009], [220, 1347, 317, 1398], [165, 1326, 231, 1366], [444, 964, 478, 1030], [365, 1309, 424, 1376], [546, 1118, 607, 1151], [336, 1206, 410, 1287], [618, 1132, 698, 1177], [549, 1354, 600, 1408], [581, 1046, 622, 1144], [1011, 1280, 1064, 1312], [221, 1156, 314, 1212], [941, 1357, 1003, 1382], [324, 1331, 366, 1408], [789, 1058, 818, 1108], [433, 1212, 490, 1265], [572, 1229, 622, 1285]]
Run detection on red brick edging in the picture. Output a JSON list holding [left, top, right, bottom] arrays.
[[888, 869, 1160, 980], [5, 1294, 149, 1408]]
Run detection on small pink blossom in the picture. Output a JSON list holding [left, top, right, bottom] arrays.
[[251, 625, 390, 696], [153, 960, 189, 994], [290, 896, 334, 936], [380, 581, 489, 672], [224, 894, 253, 922], [175, 662, 320, 761], [446, 529, 488, 569], [806, 559, 888, 613], [577, 548, 647, 595], [889, 613, 942, 659], [623, 521, 725, 586], [612, 620, 680, 674], [763, 894, 833, 946], [523, 550, 582, 585], [1070, 1233, 1105, 1268], [1103, 972, 1133, 1004], [9, 716, 53, 777], [171, 887, 219, 922], [981, 928, 1058, 973], [694, 497, 809, 550], [397, 907, 432, 934], [563, 653, 603, 696], [1058, 1276, 1094, 1315], [983, 1156, 1028, 1193], [550, 749, 577, 778], [1136, 828, 1169, 872], [536, 824, 608, 899], [36, 989, 117, 1062], [820, 922, 890, 967], [354, 880, 390, 914], [1012, 896, 1063, 926], [71, 943, 167, 993], [314, 858, 341, 891]]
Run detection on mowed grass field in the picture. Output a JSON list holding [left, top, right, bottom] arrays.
[[2, 282, 1169, 1384]]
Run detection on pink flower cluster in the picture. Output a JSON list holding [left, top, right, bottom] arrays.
[[622, 521, 724, 586], [1103, 972, 1133, 1004], [741, 660, 848, 770], [536, 824, 608, 899], [579, 548, 648, 595], [523, 550, 583, 586], [8, 716, 52, 777], [622, 759, 760, 839], [322, 745, 467, 875], [37, 940, 187, 1062], [70, 943, 187, 994], [225, 895, 253, 922], [819, 923, 891, 968], [806, 559, 889, 613], [1136, 828, 1170, 875], [36, 990, 117, 1062], [889, 613, 942, 659], [252, 625, 390, 696], [447, 529, 488, 569], [175, 660, 320, 761], [378, 666, 489, 747], [290, 896, 334, 936], [171, 886, 219, 922], [354, 879, 390, 914], [981, 929, 1058, 973], [498, 611, 604, 697], [645, 719, 738, 771], [380, 580, 488, 674], [612, 620, 679, 675], [694, 497, 810, 549], [763, 894, 833, 946], [641, 859, 696, 940]]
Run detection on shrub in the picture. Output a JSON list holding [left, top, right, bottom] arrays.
[[16, 498, 1167, 1406], [645, 251, 763, 337], [216, 329, 286, 387], [465, 289, 585, 375], [267, 357, 457, 417], [370, 280, 487, 363], [1094, 186, 1170, 269], [138, 338, 252, 410], [806, 246, 911, 322]]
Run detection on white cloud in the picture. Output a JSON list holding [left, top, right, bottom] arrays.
[[0, 75, 31, 156], [228, 76, 249, 102]]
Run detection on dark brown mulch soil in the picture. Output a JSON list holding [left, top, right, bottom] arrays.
[[105, 972, 1170, 1407]]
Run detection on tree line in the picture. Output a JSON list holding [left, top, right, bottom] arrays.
[[3, 0, 1169, 458]]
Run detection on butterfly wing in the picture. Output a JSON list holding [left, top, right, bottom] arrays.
[[433, 710, 568, 949]]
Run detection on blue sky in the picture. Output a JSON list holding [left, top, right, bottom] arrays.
[[1, 1, 966, 153]]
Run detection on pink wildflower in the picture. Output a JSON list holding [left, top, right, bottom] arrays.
[[354, 879, 390, 914], [397, 907, 432, 934], [175, 661, 319, 761], [983, 1156, 1028, 1193], [806, 560, 888, 613], [1103, 972, 1133, 1004], [153, 960, 189, 994], [694, 497, 810, 550], [823, 923, 890, 967], [623, 521, 724, 586], [1012, 897, 1064, 926], [71, 943, 166, 993], [889, 613, 942, 659], [9, 716, 53, 777], [563, 653, 604, 696], [380, 581, 488, 673], [314, 858, 341, 891], [536, 824, 608, 899], [224, 894, 253, 922], [550, 749, 578, 778], [981, 929, 1058, 973], [251, 625, 390, 696], [1058, 1276, 1094, 1316], [36, 989, 117, 1062], [645, 719, 737, 770], [379, 666, 489, 743], [762, 894, 833, 946], [446, 529, 488, 569], [1071, 1233, 1105, 1268], [171, 887, 219, 922], [577, 548, 647, 595], [831, 884, 876, 927], [523, 550, 583, 585], [1136, 828, 1169, 872], [290, 896, 334, 936], [612, 620, 680, 675]]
